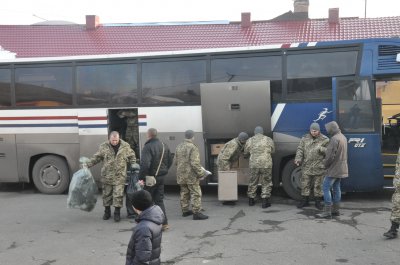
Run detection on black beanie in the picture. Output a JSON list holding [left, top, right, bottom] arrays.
[[132, 190, 153, 211]]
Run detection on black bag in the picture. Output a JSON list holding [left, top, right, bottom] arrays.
[[126, 169, 142, 203]]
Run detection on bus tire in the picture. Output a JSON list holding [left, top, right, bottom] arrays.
[[32, 155, 70, 194], [281, 159, 302, 201]]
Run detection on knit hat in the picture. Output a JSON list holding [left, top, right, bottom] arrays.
[[310, 122, 320, 131], [238, 132, 249, 142], [131, 190, 153, 211], [254, 126, 264, 135], [185, 130, 195, 139]]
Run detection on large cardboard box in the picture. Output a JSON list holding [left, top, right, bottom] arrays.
[[218, 171, 238, 201], [211, 143, 225, 156]]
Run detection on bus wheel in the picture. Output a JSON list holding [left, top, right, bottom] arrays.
[[281, 159, 302, 200], [32, 155, 70, 194]]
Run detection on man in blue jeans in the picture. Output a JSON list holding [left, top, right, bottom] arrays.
[[316, 121, 348, 219]]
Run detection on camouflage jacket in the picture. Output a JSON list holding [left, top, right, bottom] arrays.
[[295, 133, 329, 176], [86, 140, 136, 185], [395, 148, 400, 191], [217, 138, 244, 164], [244, 134, 275, 169], [175, 139, 204, 184]]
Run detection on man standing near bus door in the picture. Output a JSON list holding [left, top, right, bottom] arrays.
[[244, 126, 275, 208], [139, 128, 174, 231], [316, 121, 348, 219], [295, 122, 329, 210], [217, 132, 249, 205], [175, 130, 210, 220], [84, 131, 137, 222], [383, 147, 400, 239]]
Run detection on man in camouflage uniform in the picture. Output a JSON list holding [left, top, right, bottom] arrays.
[[217, 132, 249, 171], [175, 130, 209, 220], [244, 126, 275, 208], [384, 147, 400, 239], [295, 122, 329, 210], [85, 131, 136, 222], [117, 110, 139, 156]]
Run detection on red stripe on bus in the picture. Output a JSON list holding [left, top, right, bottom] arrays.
[[78, 117, 107, 121], [281, 44, 291, 48], [138, 114, 147, 119], [0, 116, 77, 120]]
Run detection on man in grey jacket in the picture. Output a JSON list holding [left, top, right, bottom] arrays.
[[316, 121, 348, 219]]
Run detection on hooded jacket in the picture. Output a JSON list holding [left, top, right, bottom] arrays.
[[126, 205, 165, 265], [324, 121, 349, 178]]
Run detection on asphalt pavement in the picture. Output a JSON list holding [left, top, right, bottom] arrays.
[[0, 184, 398, 265]]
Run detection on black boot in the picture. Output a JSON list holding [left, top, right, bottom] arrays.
[[114, 207, 121, 222], [297, 196, 310, 209], [331, 203, 340, 216], [182, 210, 193, 217], [262, 198, 271, 208], [316, 205, 332, 219], [249, 198, 255, 206], [193, 212, 209, 220], [315, 197, 324, 211], [103, 206, 111, 220], [383, 222, 399, 239]]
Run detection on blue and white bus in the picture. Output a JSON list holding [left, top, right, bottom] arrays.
[[0, 38, 399, 199]]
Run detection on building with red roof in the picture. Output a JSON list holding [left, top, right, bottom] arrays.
[[0, 1, 400, 58]]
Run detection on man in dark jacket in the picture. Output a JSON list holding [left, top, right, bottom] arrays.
[[139, 128, 173, 231], [316, 121, 348, 219], [126, 190, 164, 265]]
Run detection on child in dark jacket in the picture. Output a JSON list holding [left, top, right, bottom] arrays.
[[126, 190, 165, 265]]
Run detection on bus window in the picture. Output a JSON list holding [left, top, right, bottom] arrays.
[[211, 56, 282, 101], [287, 77, 332, 101], [15, 66, 73, 107], [77, 63, 137, 106], [0, 69, 11, 107], [338, 78, 374, 132], [287, 51, 358, 79], [142, 60, 206, 105]]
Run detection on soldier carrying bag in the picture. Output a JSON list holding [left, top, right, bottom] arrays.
[[145, 142, 165, 187]]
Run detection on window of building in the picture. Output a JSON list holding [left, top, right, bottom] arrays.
[[338, 78, 374, 132], [142, 60, 206, 105], [0, 69, 11, 107], [211, 56, 283, 101], [77, 63, 137, 106], [15, 66, 73, 107]]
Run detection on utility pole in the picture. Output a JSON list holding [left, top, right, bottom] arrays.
[[364, 0, 367, 18]]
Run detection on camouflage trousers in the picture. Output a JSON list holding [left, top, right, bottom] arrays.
[[180, 183, 202, 214], [247, 168, 272, 199], [391, 190, 400, 224], [218, 160, 231, 171], [300, 174, 324, 197], [102, 184, 124, 208]]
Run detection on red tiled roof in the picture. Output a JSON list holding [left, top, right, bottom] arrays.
[[1, 16, 400, 58]]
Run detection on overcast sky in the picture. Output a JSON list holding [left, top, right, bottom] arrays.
[[0, 0, 399, 25]]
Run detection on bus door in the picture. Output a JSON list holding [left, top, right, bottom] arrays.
[[0, 135, 19, 182], [200, 80, 271, 184], [335, 77, 383, 191], [107, 108, 140, 159], [376, 80, 400, 186]]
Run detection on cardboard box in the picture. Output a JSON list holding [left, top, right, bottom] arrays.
[[218, 171, 238, 201], [211, 143, 225, 156], [238, 155, 249, 168]]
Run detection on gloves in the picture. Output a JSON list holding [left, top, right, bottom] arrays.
[[131, 163, 140, 171], [200, 167, 212, 180]]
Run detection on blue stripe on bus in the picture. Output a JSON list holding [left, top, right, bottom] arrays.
[[139, 122, 147, 126], [0, 123, 77, 127], [298, 42, 308, 48]]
